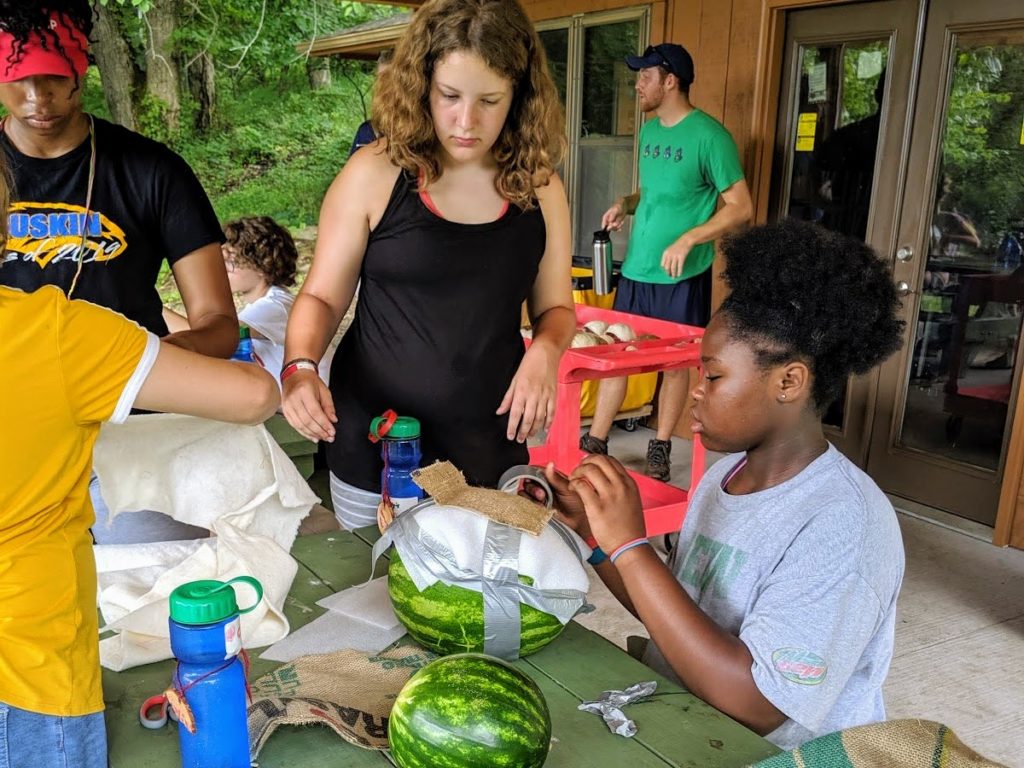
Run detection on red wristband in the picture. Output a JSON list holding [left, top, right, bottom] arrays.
[[584, 535, 599, 550], [280, 359, 318, 383]]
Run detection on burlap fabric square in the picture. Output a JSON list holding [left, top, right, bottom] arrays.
[[247, 638, 437, 756]]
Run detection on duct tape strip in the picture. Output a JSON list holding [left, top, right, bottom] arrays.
[[369, 502, 588, 655], [497, 465, 554, 509], [481, 519, 524, 659]]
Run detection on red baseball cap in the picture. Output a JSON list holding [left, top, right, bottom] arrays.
[[0, 12, 90, 83]]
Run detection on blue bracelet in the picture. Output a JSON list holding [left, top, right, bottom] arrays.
[[587, 546, 608, 566], [609, 538, 651, 564]]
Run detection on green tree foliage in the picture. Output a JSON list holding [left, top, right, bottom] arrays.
[[89, 0, 397, 229], [940, 45, 1024, 249]]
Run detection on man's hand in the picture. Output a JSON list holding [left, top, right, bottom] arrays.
[[601, 201, 627, 232], [661, 234, 695, 279]]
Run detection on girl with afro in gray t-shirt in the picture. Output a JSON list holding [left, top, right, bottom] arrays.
[[546, 218, 905, 750]]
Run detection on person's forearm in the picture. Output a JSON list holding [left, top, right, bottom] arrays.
[[593, 559, 637, 616], [165, 311, 238, 358], [284, 291, 347, 366], [675, 199, 752, 251], [614, 545, 786, 734], [529, 304, 575, 358]]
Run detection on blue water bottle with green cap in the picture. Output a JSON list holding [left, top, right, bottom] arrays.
[[231, 325, 255, 362], [168, 576, 263, 768], [370, 412, 423, 513]]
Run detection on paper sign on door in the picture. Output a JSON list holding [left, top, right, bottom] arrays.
[[796, 112, 817, 152]]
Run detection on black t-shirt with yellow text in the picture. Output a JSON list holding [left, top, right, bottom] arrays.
[[0, 116, 223, 335]]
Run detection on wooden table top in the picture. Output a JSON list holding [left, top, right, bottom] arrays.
[[102, 529, 779, 767]]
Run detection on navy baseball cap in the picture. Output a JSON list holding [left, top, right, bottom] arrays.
[[625, 44, 695, 86]]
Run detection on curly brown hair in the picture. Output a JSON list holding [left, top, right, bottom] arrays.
[[223, 216, 298, 288], [372, 0, 565, 210]]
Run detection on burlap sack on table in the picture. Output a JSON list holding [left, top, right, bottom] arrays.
[[412, 461, 554, 535], [749, 719, 1008, 768], [247, 637, 437, 755]]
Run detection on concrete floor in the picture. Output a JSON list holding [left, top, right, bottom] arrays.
[[576, 425, 1024, 766]]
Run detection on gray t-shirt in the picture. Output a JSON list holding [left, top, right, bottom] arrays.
[[643, 444, 904, 750]]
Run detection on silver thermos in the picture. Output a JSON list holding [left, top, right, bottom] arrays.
[[592, 229, 613, 295]]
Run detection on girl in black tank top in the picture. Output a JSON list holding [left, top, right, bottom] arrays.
[[328, 171, 545, 489], [280, 0, 575, 517]]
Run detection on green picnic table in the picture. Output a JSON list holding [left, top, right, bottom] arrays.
[[102, 529, 779, 767]]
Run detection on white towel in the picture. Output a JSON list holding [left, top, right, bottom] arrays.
[[92, 413, 319, 671]]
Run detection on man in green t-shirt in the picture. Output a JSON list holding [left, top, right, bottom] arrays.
[[581, 43, 753, 481]]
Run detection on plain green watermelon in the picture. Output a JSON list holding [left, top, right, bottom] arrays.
[[388, 653, 551, 768], [387, 552, 566, 657]]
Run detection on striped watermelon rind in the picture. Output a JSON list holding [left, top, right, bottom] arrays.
[[388, 652, 552, 768], [388, 552, 565, 658]]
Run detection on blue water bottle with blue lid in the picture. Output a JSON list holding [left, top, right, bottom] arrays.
[[168, 576, 262, 768], [369, 411, 423, 513]]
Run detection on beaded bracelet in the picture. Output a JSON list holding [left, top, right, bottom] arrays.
[[609, 537, 651, 564]]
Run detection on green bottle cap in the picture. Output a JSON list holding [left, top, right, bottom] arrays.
[[239, 325, 251, 340], [169, 576, 263, 625], [369, 414, 420, 440]]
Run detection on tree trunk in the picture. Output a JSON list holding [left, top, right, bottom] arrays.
[[91, 4, 138, 130], [144, 0, 181, 132], [307, 57, 332, 90], [191, 52, 217, 133]]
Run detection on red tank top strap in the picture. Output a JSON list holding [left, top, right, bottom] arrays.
[[417, 170, 510, 221]]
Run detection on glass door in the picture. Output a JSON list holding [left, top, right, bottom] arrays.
[[769, 0, 919, 462], [867, 2, 1024, 525], [538, 10, 648, 257], [574, 16, 642, 258]]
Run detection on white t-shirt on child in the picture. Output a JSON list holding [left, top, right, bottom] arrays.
[[239, 285, 333, 386]]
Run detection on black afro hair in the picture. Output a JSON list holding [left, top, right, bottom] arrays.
[[0, 1, 93, 81], [719, 218, 904, 412]]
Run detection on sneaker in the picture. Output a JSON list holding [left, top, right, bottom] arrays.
[[644, 439, 672, 481], [579, 432, 609, 455]]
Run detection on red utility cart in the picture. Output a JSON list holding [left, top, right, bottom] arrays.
[[528, 304, 706, 537]]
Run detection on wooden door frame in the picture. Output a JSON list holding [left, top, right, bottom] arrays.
[[747, 0, 1021, 546]]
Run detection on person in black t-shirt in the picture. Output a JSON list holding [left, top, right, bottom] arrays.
[[0, 1, 237, 357]]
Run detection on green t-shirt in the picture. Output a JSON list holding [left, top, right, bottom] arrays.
[[622, 110, 745, 284]]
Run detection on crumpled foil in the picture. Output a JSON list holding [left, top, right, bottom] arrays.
[[578, 681, 658, 737]]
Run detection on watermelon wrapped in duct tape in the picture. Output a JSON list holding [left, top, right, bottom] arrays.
[[372, 501, 590, 659], [388, 652, 552, 768]]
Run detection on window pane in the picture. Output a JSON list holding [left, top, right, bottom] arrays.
[[782, 40, 890, 429], [898, 35, 1024, 471], [539, 28, 569, 107], [575, 20, 641, 255]]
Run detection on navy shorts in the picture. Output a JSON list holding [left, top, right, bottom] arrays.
[[612, 269, 712, 328]]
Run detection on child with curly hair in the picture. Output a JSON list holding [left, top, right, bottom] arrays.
[[166, 216, 333, 385], [547, 218, 906, 750], [283, 0, 575, 529]]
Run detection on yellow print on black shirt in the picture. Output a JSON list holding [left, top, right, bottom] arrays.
[[4, 202, 128, 269]]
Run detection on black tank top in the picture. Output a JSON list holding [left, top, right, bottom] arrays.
[[327, 171, 546, 492]]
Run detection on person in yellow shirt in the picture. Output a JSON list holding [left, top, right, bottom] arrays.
[[0, 180, 280, 766]]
